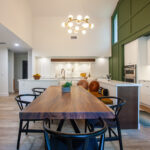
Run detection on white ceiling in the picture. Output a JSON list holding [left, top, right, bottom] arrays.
[[0, 24, 31, 53], [30, 0, 118, 18]]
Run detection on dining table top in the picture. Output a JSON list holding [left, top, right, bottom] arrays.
[[20, 86, 115, 120]]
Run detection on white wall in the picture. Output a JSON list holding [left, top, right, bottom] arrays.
[[14, 53, 28, 90], [0, 47, 8, 96], [0, 0, 32, 46], [34, 57, 109, 79], [91, 58, 109, 78], [33, 17, 111, 57], [8, 51, 14, 93], [28, 50, 33, 79]]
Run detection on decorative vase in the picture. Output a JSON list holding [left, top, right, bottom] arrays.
[[62, 87, 71, 93]]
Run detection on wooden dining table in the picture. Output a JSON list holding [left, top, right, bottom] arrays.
[[17, 86, 115, 149]]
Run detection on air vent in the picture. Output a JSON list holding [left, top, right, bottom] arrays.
[[0, 42, 6, 45], [70, 36, 77, 39]]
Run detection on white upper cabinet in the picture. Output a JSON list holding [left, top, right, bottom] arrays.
[[124, 39, 138, 65], [124, 37, 147, 66]]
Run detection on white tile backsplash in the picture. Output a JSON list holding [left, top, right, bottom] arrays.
[[35, 57, 109, 79]]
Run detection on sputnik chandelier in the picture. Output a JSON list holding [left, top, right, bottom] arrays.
[[61, 15, 94, 35]]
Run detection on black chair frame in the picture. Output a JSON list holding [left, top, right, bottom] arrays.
[[32, 88, 46, 96], [44, 118, 107, 150], [15, 94, 50, 150], [85, 96, 126, 150]]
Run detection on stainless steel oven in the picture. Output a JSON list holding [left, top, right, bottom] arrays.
[[124, 65, 136, 83]]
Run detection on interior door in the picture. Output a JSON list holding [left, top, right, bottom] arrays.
[[22, 60, 28, 79]]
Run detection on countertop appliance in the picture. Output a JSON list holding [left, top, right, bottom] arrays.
[[124, 65, 136, 83]]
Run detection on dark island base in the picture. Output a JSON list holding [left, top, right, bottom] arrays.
[[118, 86, 138, 129]]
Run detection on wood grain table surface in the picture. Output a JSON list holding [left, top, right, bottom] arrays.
[[20, 86, 114, 120]]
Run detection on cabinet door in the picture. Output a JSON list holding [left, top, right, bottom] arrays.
[[140, 81, 150, 106], [124, 40, 138, 65]]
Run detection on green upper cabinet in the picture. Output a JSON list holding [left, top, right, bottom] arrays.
[[119, 21, 130, 41], [118, 0, 131, 27], [132, 4, 150, 33], [132, 0, 150, 15]]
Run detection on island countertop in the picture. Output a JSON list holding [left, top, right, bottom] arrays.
[[98, 79, 141, 87]]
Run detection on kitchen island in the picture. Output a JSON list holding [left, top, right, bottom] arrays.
[[98, 79, 141, 129], [18, 78, 82, 94], [18, 79, 59, 94]]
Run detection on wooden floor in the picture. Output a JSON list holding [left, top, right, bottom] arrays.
[[140, 104, 150, 113], [1, 94, 150, 150]]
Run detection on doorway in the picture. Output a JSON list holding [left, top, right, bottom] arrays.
[[14, 53, 28, 91], [22, 60, 28, 79]]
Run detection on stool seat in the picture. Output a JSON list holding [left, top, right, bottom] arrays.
[[89, 92, 113, 105], [101, 98, 113, 105]]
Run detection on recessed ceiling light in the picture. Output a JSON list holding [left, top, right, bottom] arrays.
[[14, 43, 19, 47]]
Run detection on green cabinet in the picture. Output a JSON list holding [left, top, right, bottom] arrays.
[[112, 44, 119, 80]]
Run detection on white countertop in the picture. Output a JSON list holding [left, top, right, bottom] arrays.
[[18, 77, 82, 82], [18, 78, 58, 81], [98, 79, 141, 87]]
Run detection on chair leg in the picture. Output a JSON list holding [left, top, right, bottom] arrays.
[[99, 134, 105, 150], [85, 120, 87, 133], [108, 127, 112, 138], [48, 120, 51, 128], [57, 119, 65, 131], [17, 120, 23, 150], [116, 120, 123, 150], [26, 121, 29, 135]]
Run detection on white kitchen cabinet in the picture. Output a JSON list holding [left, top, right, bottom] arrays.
[[124, 39, 138, 65], [124, 37, 147, 66], [140, 80, 150, 106]]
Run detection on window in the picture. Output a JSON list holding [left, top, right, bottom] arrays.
[[113, 13, 118, 44]]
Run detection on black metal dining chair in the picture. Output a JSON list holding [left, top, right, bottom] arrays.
[[15, 94, 37, 135], [32, 88, 46, 96], [85, 96, 126, 150], [44, 118, 107, 150], [15, 94, 50, 150]]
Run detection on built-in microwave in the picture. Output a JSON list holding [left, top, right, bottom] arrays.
[[124, 65, 136, 83]]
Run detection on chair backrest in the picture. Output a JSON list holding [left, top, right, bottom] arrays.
[[32, 88, 46, 96], [15, 94, 37, 111], [98, 96, 126, 117], [44, 118, 107, 150]]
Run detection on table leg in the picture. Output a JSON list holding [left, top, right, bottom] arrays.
[[17, 119, 23, 150], [57, 119, 65, 131], [70, 119, 80, 133]]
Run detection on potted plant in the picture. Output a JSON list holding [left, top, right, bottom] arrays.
[[62, 82, 72, 93]]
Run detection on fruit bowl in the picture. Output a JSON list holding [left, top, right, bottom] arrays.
[[33, 74, 41, 80]]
